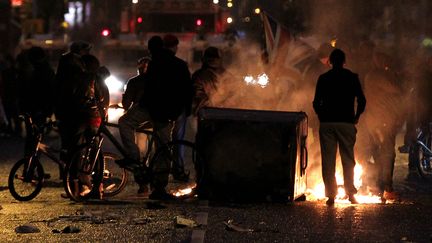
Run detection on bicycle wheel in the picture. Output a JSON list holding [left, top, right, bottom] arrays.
[[417, 137, 432, 181], [64, 147, 104, 201], [102, 152, 128, 197], [8, 158, 44, 201]]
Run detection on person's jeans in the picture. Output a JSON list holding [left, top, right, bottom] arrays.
[[118, 104, 172, 190], [172, 112, 187, 172]]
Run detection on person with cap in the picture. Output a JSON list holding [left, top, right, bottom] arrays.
[[163, 34, 191, 182], [117, 35, 193, 200], [313, 48, 366, 206]]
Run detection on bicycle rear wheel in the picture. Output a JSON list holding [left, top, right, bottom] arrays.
[[8, 158, 44, 201], [102, 152, 128, 197], [64, 147, 104, 201], [417, 137, 432, 181]]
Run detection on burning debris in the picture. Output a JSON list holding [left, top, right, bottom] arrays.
[[306, 163, 391, 204], [171, 183, 197, 198]]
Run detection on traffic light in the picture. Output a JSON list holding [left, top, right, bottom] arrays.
[[137, 17, 143, 23], [196, 19, 203, 27], [101, 28, 111, 37]]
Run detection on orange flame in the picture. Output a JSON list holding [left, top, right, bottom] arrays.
[[307, 163, 386, 204], [172, 183, 197, 197]]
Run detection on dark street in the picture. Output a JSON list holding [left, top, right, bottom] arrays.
[[0, 131, 432, 242]]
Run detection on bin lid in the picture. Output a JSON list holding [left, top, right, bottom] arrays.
[[198, 107, 307, 123]]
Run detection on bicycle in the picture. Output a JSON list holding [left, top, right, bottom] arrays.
[[408, 122, 432, 181], [8, 113, 65, 201], [63, 105, 196, 202]]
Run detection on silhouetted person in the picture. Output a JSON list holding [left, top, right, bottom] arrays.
[[313, 48, 366, 205], [0, 54, 20, 137], [122, 55, 151, 196], [122, 55, 151, 110], [163, 34, 191, 182], [54, 41, 91, 163], [117, 35, 193, 200], [362, 51, 404, 201], [19, 47, 55, 128]]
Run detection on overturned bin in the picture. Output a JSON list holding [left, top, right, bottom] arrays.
[[195, 107, 308, 202]]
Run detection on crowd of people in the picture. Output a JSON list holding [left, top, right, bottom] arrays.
[[1, 33, 432, 203]]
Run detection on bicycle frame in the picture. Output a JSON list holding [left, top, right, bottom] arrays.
[[103, 122, 156, 166], [23, 114, 64, 177]]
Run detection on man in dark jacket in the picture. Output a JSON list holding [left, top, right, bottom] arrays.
[[313, 48, 366, 205], [117, 35, 193, 200], [54, 41, 91, 163]]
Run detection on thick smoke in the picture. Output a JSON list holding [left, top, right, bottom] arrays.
[[208, 1, 432, 192]]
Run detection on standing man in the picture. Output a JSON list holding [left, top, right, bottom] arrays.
[[54, 41, 92, 165], [163, 34, 191, 182], [313, 48, 366, 205], [117, 35, 193, 200]]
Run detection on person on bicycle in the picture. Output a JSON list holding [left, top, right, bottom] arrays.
[[122, 55, 151, 110], [18, 46, 56, 156], [122, 54, 151, 195], [67, 54, 110, 198], [117, 35, 193, 200]]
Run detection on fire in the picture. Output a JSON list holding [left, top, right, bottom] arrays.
[[243, 73, 269, 88], [307, 163, 385, 204], [172, 184, 197, 197]]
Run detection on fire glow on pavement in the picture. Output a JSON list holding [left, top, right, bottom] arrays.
[[307, 163, 387, 204]]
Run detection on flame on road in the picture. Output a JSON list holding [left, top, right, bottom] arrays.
[[172, 184, 197, 197], [307, 163, 385, 204]]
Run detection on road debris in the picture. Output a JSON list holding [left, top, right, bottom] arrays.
[[224, 219, 254, 232], [175, 216, 199, 228], [15, 224, 40, 233], [52, 225, 81, 233]]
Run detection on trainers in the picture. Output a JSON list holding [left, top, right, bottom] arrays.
[[348, 195, 358, 204], [383, 191, 400, 201], [326, 198, 335, 206], [149, 189, 177, 201]]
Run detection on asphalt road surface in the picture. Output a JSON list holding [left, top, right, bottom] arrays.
[[0, 130, 431, 242]]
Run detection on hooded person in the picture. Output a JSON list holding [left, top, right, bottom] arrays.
[[191, 46, 235, 115]]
